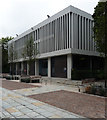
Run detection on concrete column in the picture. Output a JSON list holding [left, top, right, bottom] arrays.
[[69, 13, 71, 48], [72, 13, 74, 48], [82, 17, 84, 50], [85, 18, 86, 50], [67, 54, 72, 79], [87, 19, 89, 51], [66, 14, 68, 49], [35, 60, 39, 76], [79, 15, 81, 49], [48, 57, 51, 77], [27, 62, 29, 75], [21, 62, 23, 75]]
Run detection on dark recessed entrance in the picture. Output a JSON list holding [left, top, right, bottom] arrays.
[[51, 55, 67, 78], [17, 62, 21, 75], [23, 61, 27, 75], [39, 59, 48, 76], [29, 61, 35, 75]]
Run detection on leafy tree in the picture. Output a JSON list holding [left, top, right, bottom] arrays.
[[0, 37, 14, 73], [93, 1, 107, 87], [22, 36, 38, 75], [8, 42, 18, 76], [8, 43, 14, 75]]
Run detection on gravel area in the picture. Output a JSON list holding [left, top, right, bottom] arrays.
[[29, 90, 106, 119], [1, 79, 39, 90]]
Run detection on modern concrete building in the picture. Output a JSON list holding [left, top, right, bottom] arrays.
[[8, 5, 104, 79]]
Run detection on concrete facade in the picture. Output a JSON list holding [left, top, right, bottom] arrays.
[[8, 5, 101, 79]]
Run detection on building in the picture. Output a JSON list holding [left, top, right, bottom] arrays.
[[8, 5, 104, 79]]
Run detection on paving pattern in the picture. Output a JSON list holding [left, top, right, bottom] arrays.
[[1, 79, 106, 119], [29, 90, 106, 119], [1, 87, 83, 119], [13, 83, 78, 96], [1, 79, 39, 90]]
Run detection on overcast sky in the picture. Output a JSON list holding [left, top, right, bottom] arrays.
[[0, 0, 99, 38]]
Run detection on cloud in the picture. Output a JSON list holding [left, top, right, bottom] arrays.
[[0, 0, 99, 38]]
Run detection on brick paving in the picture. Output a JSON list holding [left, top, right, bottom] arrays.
[[1, 78, 106, 119], [1, 87, 82, 119], [29, 90, 106, 119], [1, 79, 39, 90]]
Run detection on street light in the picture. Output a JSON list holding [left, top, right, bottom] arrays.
[[47, 15, 50, 18]]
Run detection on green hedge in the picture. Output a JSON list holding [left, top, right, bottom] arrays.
[[21, 77, 30, 83], [85, 85, 106, 97], [71, 69, 104, 80]]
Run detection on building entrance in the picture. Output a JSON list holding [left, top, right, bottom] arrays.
[[39, 59, 48, 76], [51, 55, 67, 78]]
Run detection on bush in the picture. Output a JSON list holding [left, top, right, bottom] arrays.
[[98, 86, 106, 96], [85, 86, 91, 93], [71, 69, 104, 80], [90, 85, 97, 95], [5, 75, 13, 80], [21, 77, 30, 83], [84, 84, 106, 97], [15, 76, 20, 80]]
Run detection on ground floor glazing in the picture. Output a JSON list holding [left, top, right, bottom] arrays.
[[9, 54, 104, 79]]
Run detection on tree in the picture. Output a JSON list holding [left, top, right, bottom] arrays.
[[8, 42, 18, 75], [22, 36, 38, 75], [0, 37, 14, 73], [92, 1, 107, 88], [8, 43, 14, 75]]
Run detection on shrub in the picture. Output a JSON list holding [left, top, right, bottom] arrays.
[[90, 85, 97, 95], [21, 77, 30, 83], [84, 84, 106, 97], [98, 86, 106, 96], [6, 75, 12, 80], [71, 69, 104, 80], [85, 86, 91, 93]]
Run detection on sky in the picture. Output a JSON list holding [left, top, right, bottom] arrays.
[[0, 0, 99, 38]]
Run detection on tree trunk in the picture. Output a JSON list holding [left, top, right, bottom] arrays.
[[28, 60, 31, 75], [105, 2, 107, 88], [105, 56, 107, 88], [11, 62, 13, 79]]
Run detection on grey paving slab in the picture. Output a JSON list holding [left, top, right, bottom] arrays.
[[11, 103, 21, 107], [27, 112, 40, 117], [45, 107, 58, 112], [19, 108, 33, 113], [1, 86, 84, 119], [40, 111, 55, 117], [16, 105, 26, 110], [3, 104, 12, 109], [11, 111, 24, 117], [34, 108, 47, 113], [34, 115, 46, 118], [16, 115, 29, 118], [26, 104, 39, 110]]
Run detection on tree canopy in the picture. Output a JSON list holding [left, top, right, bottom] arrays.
[[22, 36, 38, 60], [22, 36, 38, 75], [93, 1, 107, 88], [0, 37, 14, 73], [92, 2, 107, 56]]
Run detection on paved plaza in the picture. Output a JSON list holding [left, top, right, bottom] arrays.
[[0, 79, 84, 119], [1, 87, 84, 119], [0, 79, 106, 119]]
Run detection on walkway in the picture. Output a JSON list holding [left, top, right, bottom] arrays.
[[0, 79, 106, 119], [1, 79, 83, 119]]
